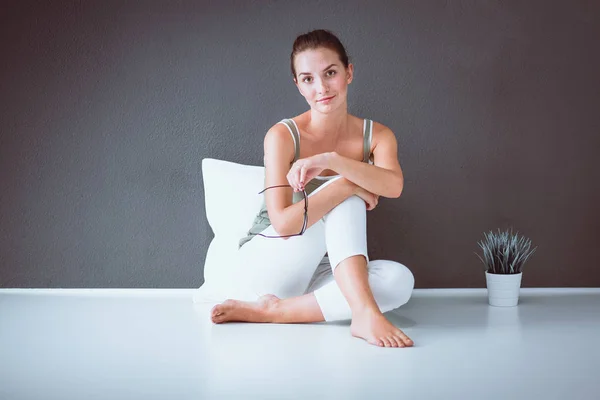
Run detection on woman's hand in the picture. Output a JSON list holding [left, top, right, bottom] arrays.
[[353, 185, 380, 211], [339, 178, 379, 210], [287, 152, 334, 192]]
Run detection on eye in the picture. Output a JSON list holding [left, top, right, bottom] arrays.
[[302, 76, 313, 83], [326, 70, 336, 77]]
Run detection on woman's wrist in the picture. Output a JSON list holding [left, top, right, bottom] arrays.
[[326, 151, 338, 170], [327, 153, 358, 195]]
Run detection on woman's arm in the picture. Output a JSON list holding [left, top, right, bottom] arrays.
[[263, 124, 357, 238], [274, 178, 357, 238], [328, 125, 404, 198]]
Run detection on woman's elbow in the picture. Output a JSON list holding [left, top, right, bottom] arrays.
[[269, 216, 292, 239], [272, 224, 292, 240], [391, 179, 404, 198], [272, 223, 290, 239]]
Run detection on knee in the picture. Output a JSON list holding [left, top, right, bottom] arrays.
[[347, 195, 367, 209], [378, 261, 415, 306], [334, 195, 366, 212]]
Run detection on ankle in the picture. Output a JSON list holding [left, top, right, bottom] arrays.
[[351, 305, 382, 319], [263, 297, 283, 323]]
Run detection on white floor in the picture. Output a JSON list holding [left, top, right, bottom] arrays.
[[1, 288, 599, 400]]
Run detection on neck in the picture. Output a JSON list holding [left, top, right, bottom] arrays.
[[306, 103, 349, 144]]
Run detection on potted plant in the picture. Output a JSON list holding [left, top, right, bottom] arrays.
[[475, 228, 537, 307]]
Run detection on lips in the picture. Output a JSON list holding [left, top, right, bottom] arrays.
[[317, 95, 335, 102]]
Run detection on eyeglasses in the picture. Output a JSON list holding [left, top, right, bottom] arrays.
[[256, 184, 308, 239]]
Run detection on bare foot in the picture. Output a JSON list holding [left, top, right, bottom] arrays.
[[211, 294, 280, 324], [350, 310, 414, 348]]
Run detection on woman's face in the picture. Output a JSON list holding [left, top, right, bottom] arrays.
[[293, 47, 353, 112]]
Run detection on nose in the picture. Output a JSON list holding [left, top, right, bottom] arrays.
[[316, 78, 329, 94]]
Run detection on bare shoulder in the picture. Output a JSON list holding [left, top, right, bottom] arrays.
[[265, 120, 292, 139], [371, 120, 395, 138], [263, 121, 295, 164], [370, 120, 398, 149], [368, 120, 402, 172]]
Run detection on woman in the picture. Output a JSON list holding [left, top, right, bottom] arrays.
[[211, 29, 415, 348]]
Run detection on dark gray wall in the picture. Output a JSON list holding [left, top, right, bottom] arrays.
[[1, 1, 599, 288]]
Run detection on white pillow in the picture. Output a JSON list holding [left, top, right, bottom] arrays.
[[193, 158, 265, 303]]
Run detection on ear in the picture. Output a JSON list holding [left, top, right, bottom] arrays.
[[294, 78, 303, 96], [346, 64, 354, 84]]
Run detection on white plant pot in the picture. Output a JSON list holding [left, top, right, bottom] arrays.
[[485, 271, 523, 307]]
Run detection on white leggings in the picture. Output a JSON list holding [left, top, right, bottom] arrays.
[[220, 177, 415, 322]]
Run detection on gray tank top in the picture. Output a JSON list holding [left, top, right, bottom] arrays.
[[238, 118, 375, 249]]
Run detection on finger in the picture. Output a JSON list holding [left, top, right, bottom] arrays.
[[294, 165, 302, 191], [289, 168, 299, 191], [300, 166, 306, 188], [295, 170, 302, 191]]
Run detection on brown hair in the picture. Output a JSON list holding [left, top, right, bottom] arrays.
[[290, 29, 350, 80]]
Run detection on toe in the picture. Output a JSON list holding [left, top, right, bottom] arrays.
[[392, 336, 405, 348], [212, 314, 225, 324], [381, 337, 392, 348], [212, 305, 225, 317], [387, 337, 399, 348], [396, 330, 413, 347]]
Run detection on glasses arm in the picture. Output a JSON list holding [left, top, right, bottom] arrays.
[[258, 184, 292, 195]]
